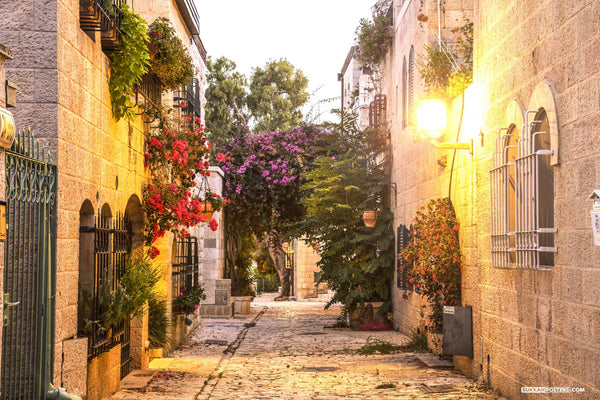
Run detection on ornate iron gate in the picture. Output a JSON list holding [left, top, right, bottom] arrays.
[[1, 129, 57, 399]]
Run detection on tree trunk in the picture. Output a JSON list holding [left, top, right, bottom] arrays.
[[267, 241, 290, 298], [224, 219, 240, 293]]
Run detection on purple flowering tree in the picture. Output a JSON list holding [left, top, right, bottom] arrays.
[[216, 124, 328, 296]]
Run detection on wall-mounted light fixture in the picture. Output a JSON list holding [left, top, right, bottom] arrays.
[[416, 98, 473, 155], [0, 107, 15, 148]]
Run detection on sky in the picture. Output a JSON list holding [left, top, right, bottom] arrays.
[[195, 0, 376, 123]]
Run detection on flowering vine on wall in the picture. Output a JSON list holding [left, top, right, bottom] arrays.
[[399, 197, 462, 334], [143, 114, 229, 258]]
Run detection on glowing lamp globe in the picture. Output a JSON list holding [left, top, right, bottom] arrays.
[[416, 99, 447, 138]]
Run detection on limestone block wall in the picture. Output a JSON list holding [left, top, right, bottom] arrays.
[[384, 0, 600, 399], [0, 0, 147, 395], [471, 1, 600, 398], [293, 239, 326, 299], [385, 0, 474, 337]]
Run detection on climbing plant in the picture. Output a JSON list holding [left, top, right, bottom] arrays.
[[108, 4, 150, 120]]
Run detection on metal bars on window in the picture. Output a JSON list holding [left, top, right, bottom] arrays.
[[490, 110, 557, 270], [396, 224, 411, 289], [172, 237, 199, 295], [369, 94, 386, 130], [88, 211, 132, 380]]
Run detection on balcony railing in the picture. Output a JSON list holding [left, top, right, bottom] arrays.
[[80, 0, 124, 51], [174, 78, 201, 126], [369, 94, 386, 130], [135, 71, 162, 114]]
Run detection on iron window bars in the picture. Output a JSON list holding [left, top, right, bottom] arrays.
[[172, 236, 199, 297], [490, 109, 557, 270]]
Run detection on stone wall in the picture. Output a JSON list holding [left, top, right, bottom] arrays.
[[293, 239, 326, 299], [0, 0, 146, 395], [384, 0, 600, 399], [472, 1, 600, 398]]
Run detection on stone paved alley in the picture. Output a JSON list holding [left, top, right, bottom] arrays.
[[109, 297, 505, 399]]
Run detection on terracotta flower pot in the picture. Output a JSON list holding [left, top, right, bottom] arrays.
[[362, 210, 377, 228], [202, 202, 214, 220]]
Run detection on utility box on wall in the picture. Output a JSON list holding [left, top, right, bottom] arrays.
[[443, 305, 473, 357]]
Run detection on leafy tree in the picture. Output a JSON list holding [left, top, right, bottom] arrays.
[[247, 59, 309, 132], [204, 56, 248, 148], [297, 110, 395, 317], [216, 125, 327, 296]]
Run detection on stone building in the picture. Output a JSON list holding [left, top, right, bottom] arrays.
[[339, 46, 375, 131], [368, 0, 600, 398], [0, 0, 210, 398]]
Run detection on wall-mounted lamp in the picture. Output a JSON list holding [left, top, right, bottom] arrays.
[[0, 107, 15, 148], [416, 98, 473, 155]]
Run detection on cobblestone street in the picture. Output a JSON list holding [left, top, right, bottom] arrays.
[[109, 297, 504, 399]]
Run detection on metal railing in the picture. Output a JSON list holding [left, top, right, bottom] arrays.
[[172, 237, 199, 296]]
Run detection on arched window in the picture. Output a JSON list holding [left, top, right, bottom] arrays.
[[490, 87, 558, 270], [402, 56, 407, 129]]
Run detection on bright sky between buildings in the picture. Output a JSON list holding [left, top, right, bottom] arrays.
[[195, 0, 375, 124]]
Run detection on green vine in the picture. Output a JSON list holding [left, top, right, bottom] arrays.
[[148, 18, 195, 89], [417, 20, 473, 99], [108, 4, 150, 120]]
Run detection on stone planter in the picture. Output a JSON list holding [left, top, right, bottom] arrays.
[[148, 348, 163, 359], [233, 296, 252, 315], [427, 332, 444, 356]]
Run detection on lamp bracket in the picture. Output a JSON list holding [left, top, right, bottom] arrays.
[[430, 138, 473, 155]]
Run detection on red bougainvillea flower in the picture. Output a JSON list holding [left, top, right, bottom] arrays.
[[208, 218, 218, 231], [147, 246, 160, 258]]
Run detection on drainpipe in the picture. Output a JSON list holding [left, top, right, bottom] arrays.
[[338, 72, 344, 133], [47, 384, 82, 400]]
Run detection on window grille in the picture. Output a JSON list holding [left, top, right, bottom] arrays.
[[402, 57, 407, 129], [408, 46, 415, 125], [490, 109, 557, 270], [172, 237, 199, 295], [174, 77, 202, 129], [369, 94, 386, 130], [396, 224, 412, 289], [86, 211, 133, 377]]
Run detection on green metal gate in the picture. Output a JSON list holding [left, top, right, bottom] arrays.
[[1, 129, 57, 399]]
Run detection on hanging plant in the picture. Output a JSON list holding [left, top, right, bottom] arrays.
[[418, 20, 473, 98], [148, 17, 195, 89], [143, 114, 228, 258], [108, 4, 150, 120], [399, 197, 462, 334]]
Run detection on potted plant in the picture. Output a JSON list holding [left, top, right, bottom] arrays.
[[147, 17, 195, 89], [172, 284, 206, 315]]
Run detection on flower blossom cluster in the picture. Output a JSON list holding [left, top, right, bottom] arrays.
[[143, 115, 228, 258]]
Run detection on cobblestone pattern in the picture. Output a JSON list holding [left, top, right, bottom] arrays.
[[109, 299, 505, 399]]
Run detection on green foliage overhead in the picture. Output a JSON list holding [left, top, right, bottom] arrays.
[[108, 4, 150, 120], [355, 1, 393, 68], [148, 17, 195, 89], [205, 56, 248, 148], [247, 59, 309, 132], [296, 110, 395, 316]]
